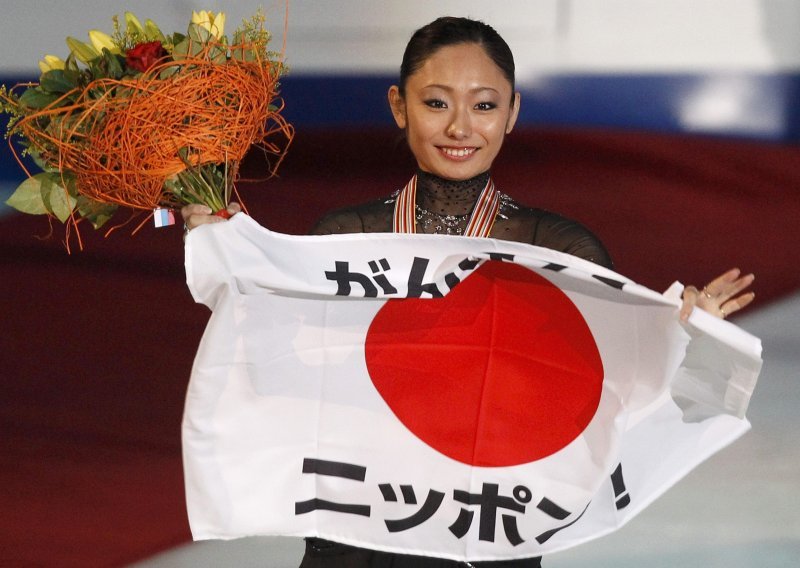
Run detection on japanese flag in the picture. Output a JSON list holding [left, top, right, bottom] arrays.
[[182, 214, 761, 562]]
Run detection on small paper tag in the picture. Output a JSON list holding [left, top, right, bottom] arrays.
[[153, 208, 176, 228]]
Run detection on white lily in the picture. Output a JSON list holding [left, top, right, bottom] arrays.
[[191, 10, 225, 39]]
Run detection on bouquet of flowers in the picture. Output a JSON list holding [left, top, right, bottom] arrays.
[[1, 9, 293, 245]]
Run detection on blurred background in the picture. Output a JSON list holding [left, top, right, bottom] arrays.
[[1, 1, 798, 567]]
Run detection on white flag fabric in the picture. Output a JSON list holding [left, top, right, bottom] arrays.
[[183, 214, 762, 562]]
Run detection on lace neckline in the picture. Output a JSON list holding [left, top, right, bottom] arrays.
[[415, 169, 491, 216], [388, 170, 516, 236]]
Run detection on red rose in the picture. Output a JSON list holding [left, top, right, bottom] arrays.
[[126, 41, 167, 73]]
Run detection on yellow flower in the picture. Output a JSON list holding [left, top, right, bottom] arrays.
[[144, 19, 166, 43], [124, 12, 145, 36], [66, 36, 99, 63], [38, 55, 66, 74], [88, 30, 121, 54], [191, 10, 225, 39]]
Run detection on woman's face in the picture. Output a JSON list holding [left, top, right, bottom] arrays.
[[389, 42, 520, 181]]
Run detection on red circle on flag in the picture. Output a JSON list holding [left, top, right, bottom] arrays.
[[365, 261, 604, 467]]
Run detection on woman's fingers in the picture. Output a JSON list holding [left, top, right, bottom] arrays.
[[680, 285, 699, 321], [683, 268, 756, 321], [720, 290, 756, 318], [181, 204, 212, 230], [699, 270, 755, 315], [704, 267, 741, 290], [181, 204, 211, 218], [703, 268, 755, 304], [181, 203, 241, 231]]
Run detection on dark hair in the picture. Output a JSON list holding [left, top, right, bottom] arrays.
[[398, 16, 516, 96]]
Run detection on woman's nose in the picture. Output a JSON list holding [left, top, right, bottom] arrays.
[[446, 109, 471, 139]]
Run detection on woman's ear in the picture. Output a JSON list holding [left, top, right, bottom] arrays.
[[505, 92, 521, 134], [388, 85, 407, 129]]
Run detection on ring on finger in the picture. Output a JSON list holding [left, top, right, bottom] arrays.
[[720, 305, 727, 318]]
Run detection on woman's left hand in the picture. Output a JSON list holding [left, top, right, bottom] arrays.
[[680, 268, 755, 321]]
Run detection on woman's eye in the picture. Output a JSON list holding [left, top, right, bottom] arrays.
[[424, 99, 447, 109], [475, 102, 497, 111]]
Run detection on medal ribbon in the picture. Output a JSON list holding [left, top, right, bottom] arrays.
[[392, 174, 500, 237]]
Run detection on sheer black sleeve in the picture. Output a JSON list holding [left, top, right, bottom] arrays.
[[531, 211, 613, 270], [310, 198, 394, 235], [310, 209, 364, 235], [493, 205, 613, 270]]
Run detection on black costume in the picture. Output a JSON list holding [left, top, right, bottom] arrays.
[[303, 170, 611, 568], [312, 170, 612, 271]]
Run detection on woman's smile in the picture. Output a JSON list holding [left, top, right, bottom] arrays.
[[439, 146, 477, 159]]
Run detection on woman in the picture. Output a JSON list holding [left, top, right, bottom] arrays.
[[183, 16, 754, 567]]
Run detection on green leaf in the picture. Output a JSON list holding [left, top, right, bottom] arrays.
[[104, 50, 124, 79], [5, 174, 50, 214], [41, 174, 77, 223], [172, 38, 188, 59], [242, 47, 259, 62], [172, 37, 203, 60], [18, 88, 60, 109], [88, 58, 104, 80], [77, 195, 117, 229], [187, 23, 212, 44], [64, 53, 80, 72], [39, 69, 78, 93], [114, 85, 133, 100], [25, 147, 53, 172], [158, 65, 180, 80], [208, 44, 227, 64], [87, 50, 124, 81]]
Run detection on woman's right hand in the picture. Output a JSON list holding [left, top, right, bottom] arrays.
[[181, 202, 242, 233]]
